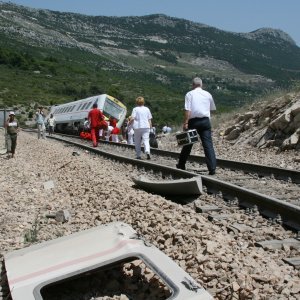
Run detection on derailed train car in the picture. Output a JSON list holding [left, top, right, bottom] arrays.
[[47, 94, 127, 134]]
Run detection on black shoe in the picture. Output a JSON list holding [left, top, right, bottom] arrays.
[[137, 157, 142, 159], [208, 170, 216, 175], [146, 154, 151, 160], [176, 164, 185, 170]]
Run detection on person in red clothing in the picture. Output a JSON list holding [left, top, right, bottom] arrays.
[[88, 103, 105, 147]]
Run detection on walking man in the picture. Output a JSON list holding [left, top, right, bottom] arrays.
[[5, 111, 19, 158], [47, 114, 55, 136], [36, 107, 46, 139], [177, 77, 217, 175]]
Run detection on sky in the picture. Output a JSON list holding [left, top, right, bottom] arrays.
[[4, 0, 300, 46]]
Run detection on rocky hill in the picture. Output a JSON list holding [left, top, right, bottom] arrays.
[[240, 28, 297, 45], [0, 2, 300, 125], [1, 3, 299, 78], [220, 92, 300, 151]]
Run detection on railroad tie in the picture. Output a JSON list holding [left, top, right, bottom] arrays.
[[282, 257, 300, 269], [255, 238, 300, 250]]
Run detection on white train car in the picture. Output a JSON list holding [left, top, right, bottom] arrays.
[[47, 94, 127, 134]]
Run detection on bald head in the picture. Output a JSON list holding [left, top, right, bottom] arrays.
[[192, 77, 202, 87]]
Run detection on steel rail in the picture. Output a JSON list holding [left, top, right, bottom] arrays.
[[201, 175, 300, 231], [37, 131, 300, 184], [49, 135, 300, 231], [99, 140, 300, 184]]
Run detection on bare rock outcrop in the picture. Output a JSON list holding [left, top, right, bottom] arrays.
[[222, 92, 300, 151]]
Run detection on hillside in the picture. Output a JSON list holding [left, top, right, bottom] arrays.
[[0, 2, 300, 125], [219, 91, 300, 151]]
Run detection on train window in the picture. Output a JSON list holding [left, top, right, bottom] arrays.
[[81, 103, 88, 110], [87, 102, 93, 109], [103, 98, 124, 120], [77, 104, 82, 111]]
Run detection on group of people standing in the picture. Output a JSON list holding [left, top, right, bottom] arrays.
[[86, 103, 120, 147], [35, 107, 55, 139], [5, 77, 217, 175], [87, 97, 153, 160]]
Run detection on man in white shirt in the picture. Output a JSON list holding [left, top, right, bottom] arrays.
[[47, 114, 55, 136], [35, 107, 46, 139], [177, 77, 217, 175]]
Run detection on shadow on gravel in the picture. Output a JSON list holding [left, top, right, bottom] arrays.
[[132, 185, 199, 205], [163, 194, 199, 204]]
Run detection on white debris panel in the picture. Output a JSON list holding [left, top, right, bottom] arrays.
[[4, 222, 212, 300], [132, 176, 203, 196]]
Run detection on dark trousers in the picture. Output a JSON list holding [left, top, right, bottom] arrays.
[[9, 134, 17, 155], [49, 126, 54, 135], [178, 117, 216, 172]]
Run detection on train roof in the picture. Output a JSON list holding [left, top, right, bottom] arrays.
[[50, 94, 125, 109]]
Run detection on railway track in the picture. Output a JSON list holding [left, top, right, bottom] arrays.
[[45, 133, 300, 232], [2, 131, 300, 299]]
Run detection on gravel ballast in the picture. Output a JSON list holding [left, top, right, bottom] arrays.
[[1, 132, 300, 299]]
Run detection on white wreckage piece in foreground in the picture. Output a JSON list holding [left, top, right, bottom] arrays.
[[4, 222, 212, 300]]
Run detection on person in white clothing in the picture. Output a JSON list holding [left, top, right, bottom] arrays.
[[47, 114, 55, 136], [130, 96, 152, 159], [111, 130, 119, 143], [105, 122, 114, 141], [127, 116, 134, 145], [150, 126, 156, 135], [177, 77, 217, 175], [35, 107, 46, 139], [83, 118, 90, 132], [162, 125, 167, 134]]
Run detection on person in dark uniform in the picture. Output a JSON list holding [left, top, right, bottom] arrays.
[[5, 111, 19, 158], [177, 77, 217, 175]]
